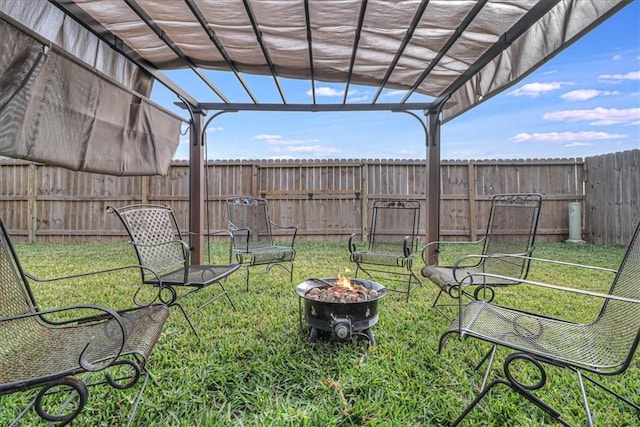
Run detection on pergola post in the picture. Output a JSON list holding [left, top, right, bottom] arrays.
[[424, 109, 441, 265], [189, 111, 205, 265]]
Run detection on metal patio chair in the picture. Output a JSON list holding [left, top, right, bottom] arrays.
[[422, 193, 542, 318], [0, 217, 169, 426], [226, 197, 297, 290], [438, 219, 640, 426], [349, 200, 422, 302], [108, 204, 240, 338]]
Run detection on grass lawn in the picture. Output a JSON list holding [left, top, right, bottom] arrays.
[[1, 240, 638, 426]]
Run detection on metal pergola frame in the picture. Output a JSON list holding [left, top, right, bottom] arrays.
[[178, 101, 442, 264], [5, 0, 630, 263]]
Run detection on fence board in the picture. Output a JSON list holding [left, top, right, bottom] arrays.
[[1, 151, 637, 245], [585, 150, 639, 245]]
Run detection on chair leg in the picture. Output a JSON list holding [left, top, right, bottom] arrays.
[[580, 370, 640, 424], [432, 287, 455, 320], [15, 365, 153, 427], [125, 367, 151, 427], [218, 281, 237, 311], [174, 302, 200, 339], [449, 377, 506, 426], [451, 352, 571, 427], [406, 270, 422, 302], [432, 286, 446, 309]]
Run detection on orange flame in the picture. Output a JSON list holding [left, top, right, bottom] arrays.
[[335, 274, 354, 289]]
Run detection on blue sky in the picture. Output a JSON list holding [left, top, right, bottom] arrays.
[[151, 2, 640, 161]]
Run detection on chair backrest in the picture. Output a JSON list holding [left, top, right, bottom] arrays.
[[108, 204, 187, 280], [369, 200, 421, 255], [227, 197, 274, 249], [0, 218, 38, 320], [591, 220, 640, 370], [481, 194, 542, 279]]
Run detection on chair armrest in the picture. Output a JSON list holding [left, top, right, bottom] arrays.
[[421, 237, 486, 266], [467, 271, 634, 303], [0, 304, 127, 372], [185, 229, 233, 239], [401, 235, 421, 257], [205, 229, 234, 238], [25, 264, 166, 307], [270, 221, 297, 247], [453, 253, 620, 297], [348, 232, 364, 254], [449, 254, 631, 333], [227, 223, 252, 252]]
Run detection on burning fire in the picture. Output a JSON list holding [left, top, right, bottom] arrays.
[[335, 274, 354, 290], [305, 275, 378, 303]]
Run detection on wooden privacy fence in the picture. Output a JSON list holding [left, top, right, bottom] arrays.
[[0, 150, 637, 245]]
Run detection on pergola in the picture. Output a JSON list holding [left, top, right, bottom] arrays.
[[0, 0, 632, 263]]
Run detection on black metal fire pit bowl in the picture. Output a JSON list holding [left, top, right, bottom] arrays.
[[296, 277, 387, 344]]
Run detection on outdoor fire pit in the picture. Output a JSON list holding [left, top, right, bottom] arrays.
[[296, 276, 387, 344]]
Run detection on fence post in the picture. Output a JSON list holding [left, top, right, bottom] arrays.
[[252, 163, 259, 198], [141, 176, 150, 204], [467, 163, 477, 241], [360, 162, 369, 240], [27, 164, 37, 243]]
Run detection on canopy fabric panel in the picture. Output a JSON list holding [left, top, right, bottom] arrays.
[[0, 16, 180, 176], [446, 0, 631, 119], [45, 0, 630, 121], [0, 0, 153, 96]]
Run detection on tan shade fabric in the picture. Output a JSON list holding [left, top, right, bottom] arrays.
[[37, 0, 630, 121], [0, 17, 180, 176], [0, 0, 631, 176]]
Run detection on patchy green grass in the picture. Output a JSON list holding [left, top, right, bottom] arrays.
[[2, 241, 638, 426]]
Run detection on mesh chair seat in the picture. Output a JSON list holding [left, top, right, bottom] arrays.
[[0, 305, 168, 390], [351, 252, 412, 268], [237, 245, 295, 263], [448, 301, 626, 371], [149, 264, 242, 288], [422, 263, 524, 291]]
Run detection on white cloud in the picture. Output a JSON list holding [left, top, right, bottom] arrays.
[[561, 90, 618, 102], [253, 134, 282, 141], [311, 86, 343, 97], [397, 150, 417, 156], [612, 54, 622, 61], [564, 142, 593, 148], [253, 133, 323, 154], [383, 89, 408, 97], [206, 126, 224, 133], [309, 86, 371, 102], [511, 131, 627, 143], [507, 81, 572, 97], [598, 70, 640, 82], [271, 144, 341, 157], [543, 107, 640, 125], [348, 94, 371, 102]]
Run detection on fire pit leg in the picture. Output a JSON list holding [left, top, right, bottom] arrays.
[[308, 327, 321, 343], [353, 328, 375, 345]]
